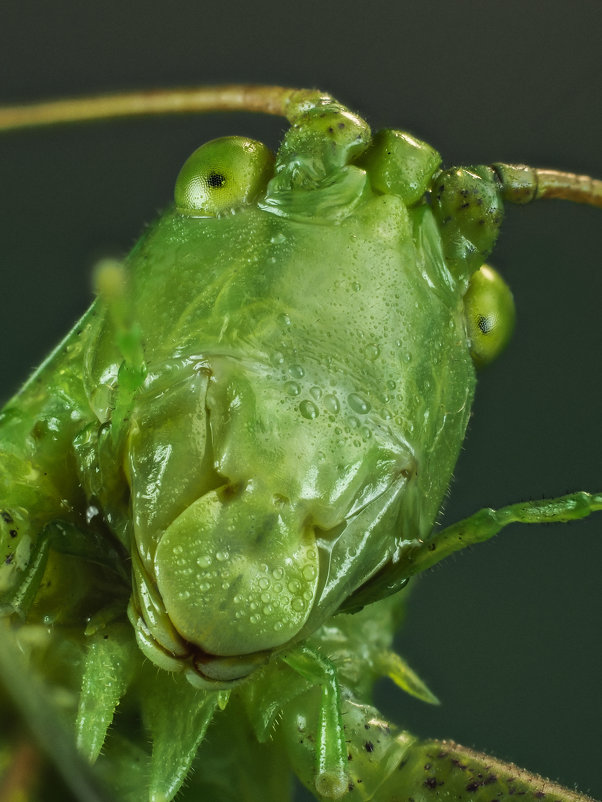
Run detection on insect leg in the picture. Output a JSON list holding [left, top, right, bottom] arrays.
[[75, 622, 139, 763], [404, 490, 602, 577], [0, 452, 61, 616], [138, 668, 218, 802], [281, 644, 348, 799], [0, 620, 115, 802], [284, 689, 594, 801]]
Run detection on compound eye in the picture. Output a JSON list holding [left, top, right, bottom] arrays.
[[174, 136, 274, 216], [463, 264, 515, 368]]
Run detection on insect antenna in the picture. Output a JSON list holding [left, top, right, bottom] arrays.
[[492, 162, 602, 208]]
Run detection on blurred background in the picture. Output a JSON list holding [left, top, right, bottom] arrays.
[[1, 1, 601, 798]]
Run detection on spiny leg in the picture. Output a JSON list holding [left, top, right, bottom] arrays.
[[281, 644, 348, 799], [404, 490, 602, 578]]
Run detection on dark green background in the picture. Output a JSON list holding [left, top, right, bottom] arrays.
[[1, 1, 601, 799]]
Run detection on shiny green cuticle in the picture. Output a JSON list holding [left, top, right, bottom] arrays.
[[1, 85, 600, 802]]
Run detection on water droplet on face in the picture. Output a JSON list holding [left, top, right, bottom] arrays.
[[291, 597, 306, 612], [299, 400, 319, 420], [289, 364, 304, 378], [364, 343, 380, 361], [285, 381, 301, 396], [347, 393, 371, 415], [215, 551, 229, 562], [302, 564, 317, 581], [323, 394, 340, 414]]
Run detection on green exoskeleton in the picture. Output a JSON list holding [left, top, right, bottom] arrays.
[[0, 85, 600, 802]]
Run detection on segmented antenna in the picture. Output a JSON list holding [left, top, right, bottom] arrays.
[[1, 86, 600, 207]]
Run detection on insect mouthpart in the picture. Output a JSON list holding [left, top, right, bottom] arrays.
[[128, 474, 329, 686]]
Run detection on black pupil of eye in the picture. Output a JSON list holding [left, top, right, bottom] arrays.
[[477, 314, 493, 334], [207, 172, 226, 189]]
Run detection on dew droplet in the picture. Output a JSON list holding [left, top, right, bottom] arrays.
[[289, 363, 304, 378], [310, 385, 322, 401], [299, 400, 319, 420], [215, 550, 229, 562], [348, 393, 371, 415], [271, 350, 285, 366], [285, 381, 301, 396], [364, 343, 380, 361], [258, 577, 270, 590], [291, 597, 306, 612], [323, 394, 340, 414], [302, 564, 317, 581], [273, 567, 284, 580], [196, 555, 211, 568]]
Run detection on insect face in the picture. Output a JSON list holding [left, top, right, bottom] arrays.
[[117, 114, 483, 684], [1, 85, 597, 802]]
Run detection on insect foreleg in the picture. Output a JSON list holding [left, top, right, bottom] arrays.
[[284, 690, 595, 802], [281, 645, 348, 799], [404, 490, 602, 578]]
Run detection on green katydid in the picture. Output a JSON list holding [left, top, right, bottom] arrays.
[[0, 85, 600, 802]]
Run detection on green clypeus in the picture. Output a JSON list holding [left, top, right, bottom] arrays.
[[0, 85, 600, 802]]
